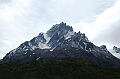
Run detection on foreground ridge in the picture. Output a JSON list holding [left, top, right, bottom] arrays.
[[1, 58, 120, 79]]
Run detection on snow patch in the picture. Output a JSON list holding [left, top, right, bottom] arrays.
[[89, 48, 92, 51], [38, 42, 51, 49], [66, 44, 68, 45], [7, 49, 17, 57], [37, 33, 51, 49], [29, 55, 31, 57], [23, 46, 26, 50], [83, 42, 87, 50], [36, 57, 41, 60], [64, 31, 74, 39], [68, 39, 71, 42], [25, 49, 28, 51], [31, 46, 37, 50], [109, 49, 120, 59], [43, 33, 50, 44], [24, 52, 27, 54], [65, 36, 71, 40], [50, 49, 53, 51], [80, 45, 83, 49], [50, 46, 57, 51], [58, 31, 60, 35], [76, 49, 78, 50]]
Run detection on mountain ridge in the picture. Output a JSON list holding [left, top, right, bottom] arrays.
[[1, 22, 120, 67], [109, 46, 120, 59]]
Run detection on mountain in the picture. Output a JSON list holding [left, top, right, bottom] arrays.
[[113, 46, 120, 53], [109, 46, 120, 59], [1, 22, 120, 67]]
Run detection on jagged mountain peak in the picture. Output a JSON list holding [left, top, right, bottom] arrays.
[[4, 22, 110, 57], [47, 22, 73, 37], [49, 22, 72, 30], [1, 22, 120, 68], [113, 46, 120, 53], [100, 45, 107, 50], [113, 46, 118, 50], [5, 22, 75, 57]]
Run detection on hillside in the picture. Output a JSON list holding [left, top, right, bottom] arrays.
[[0, 58, 120, 79]]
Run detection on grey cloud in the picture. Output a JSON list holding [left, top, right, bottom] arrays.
[[106, 20, 120, 47], [92, 18, 120, 48], [25, 0, 117, 24], [0, 0, 11, 3]]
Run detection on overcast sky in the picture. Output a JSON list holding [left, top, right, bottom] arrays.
[[0, 0, 120, 59]]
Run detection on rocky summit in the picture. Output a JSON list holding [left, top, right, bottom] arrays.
[[1, 22, 120, 68]]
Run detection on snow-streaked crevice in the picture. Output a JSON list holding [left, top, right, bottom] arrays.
[[64, 31, 74, 40]]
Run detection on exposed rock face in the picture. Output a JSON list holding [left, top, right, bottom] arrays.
[[113, 46, 120, 53]]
